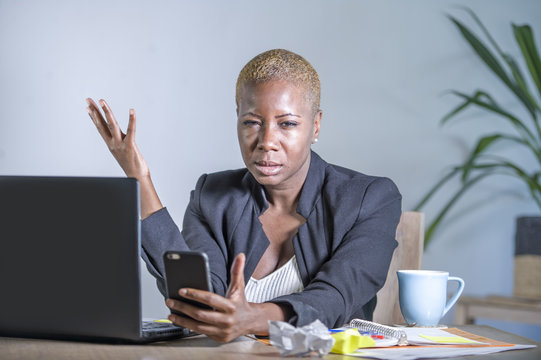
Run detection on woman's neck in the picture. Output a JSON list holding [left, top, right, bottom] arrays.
[[261, 151, 312, 214], [263, 165, 309, 214], [264, 186, 301, 214]]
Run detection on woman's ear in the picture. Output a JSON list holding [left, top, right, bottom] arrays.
[[312, 110, 322, 144]]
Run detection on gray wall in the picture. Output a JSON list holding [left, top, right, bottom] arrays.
[[1, 0, 540, 339]]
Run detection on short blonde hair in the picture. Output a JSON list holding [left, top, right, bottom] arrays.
[[236, 49, 321, 115]]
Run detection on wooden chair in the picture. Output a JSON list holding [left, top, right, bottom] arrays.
[[372, 211, 425, 325]]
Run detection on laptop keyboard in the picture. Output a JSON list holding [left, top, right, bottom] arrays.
[[141, 320, 195, 339], [142, 320, 175, 330]]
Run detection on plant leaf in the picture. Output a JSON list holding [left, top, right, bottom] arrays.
[[441, 90, 495, 125], [463, 7, 540, 113], [460, 134, 536, 182], [513, 24, 541, 105], [504, 53, 540, 115], [450, 90, 538, 147], [413, 167, 461, 211], [449, 15, 537, 118], [490, 157, 541, 192], [461, 134, 502, 182], [424, 172, 492, 248], [532, 172, 541, 207], [424, 156, 541, 247], [491, 158, 541, 208], [472, 156, 541, 206]]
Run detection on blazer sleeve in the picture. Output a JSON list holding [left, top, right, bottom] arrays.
[[140, 174, 229, 297], [140, 207, 190, 295], [269, 177, 402, 327]]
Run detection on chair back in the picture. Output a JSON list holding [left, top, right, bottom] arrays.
[[372, 211, 424, 325]]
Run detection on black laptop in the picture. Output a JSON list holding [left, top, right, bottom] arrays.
[[0, 176, 191, 343]]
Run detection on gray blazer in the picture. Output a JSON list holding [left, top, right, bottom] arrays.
[[141, 151, 402, 327]]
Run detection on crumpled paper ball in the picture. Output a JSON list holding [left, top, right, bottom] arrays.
[[268, 319, 335, 357]]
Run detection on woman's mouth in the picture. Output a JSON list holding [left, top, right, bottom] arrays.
[[254, 161, 282, 176]]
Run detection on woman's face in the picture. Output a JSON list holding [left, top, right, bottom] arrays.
[[237, 80, 321, 190]]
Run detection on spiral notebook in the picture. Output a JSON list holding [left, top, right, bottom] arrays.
[[347, 319, 408, 346], [345, 319, 491, 347]]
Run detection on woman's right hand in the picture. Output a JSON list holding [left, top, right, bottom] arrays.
[[86, 98, 163, 218], [86, 98, 149, 180]]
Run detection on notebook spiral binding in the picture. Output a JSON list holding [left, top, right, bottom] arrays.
[[348, 319, 408, 346]]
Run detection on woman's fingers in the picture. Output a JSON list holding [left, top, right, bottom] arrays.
[[173, 289, 235, 313], [126, 108, 136, 142], [167, 304, 240, 343], [226, 253, 246, 298], [168, 314, 231, 342], [88, 108, 112, 143], [164, 255, 254, 342], [86, 98, 112, 140], [86, 98, 107, 126], [99, 99, 123, 141], [166, 299, 232, 327], [86, 98, 107, 125], [86, 97, 133, 148]]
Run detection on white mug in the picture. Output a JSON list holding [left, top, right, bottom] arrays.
[[397, 270, 465, 326]]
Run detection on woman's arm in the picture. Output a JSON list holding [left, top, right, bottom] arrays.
[[140, 174, 229, 295], [269, 177, 402, 327], [86, 98, 162, 219], [86, 97, 187, 293], [142, 179, 289, 342]]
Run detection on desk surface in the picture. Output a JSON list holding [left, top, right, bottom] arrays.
[[455, 295, 541, 325], [1, 325, 539, 360]]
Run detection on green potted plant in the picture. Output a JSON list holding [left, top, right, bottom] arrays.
[[414, 9, 541, 299]]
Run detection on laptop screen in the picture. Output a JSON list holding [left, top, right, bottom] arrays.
[[0, 176, 142, 341]]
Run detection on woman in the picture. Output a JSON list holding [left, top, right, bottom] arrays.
[[86, 49, 401, 343]]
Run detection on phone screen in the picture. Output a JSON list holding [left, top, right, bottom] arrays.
[[163, 251, 213, 316]]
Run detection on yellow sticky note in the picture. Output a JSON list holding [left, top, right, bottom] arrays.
[[154, 319, 172, 324], [331, 329, 376, 354], [419, 335, 478, 344]]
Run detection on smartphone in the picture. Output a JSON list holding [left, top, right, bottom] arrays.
[[163, 251, 214, 317]]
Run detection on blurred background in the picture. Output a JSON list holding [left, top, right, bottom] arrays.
[[1, 0, 540, 340]]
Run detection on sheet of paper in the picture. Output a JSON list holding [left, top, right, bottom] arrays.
[[418, 334, 479, 344], [401, 327, 486, 345], [372, 338, 399, 347], [349, 344, 536, 360]]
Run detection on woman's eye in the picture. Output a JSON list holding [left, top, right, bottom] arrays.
[[281, 121, 298, 128], [243, 120, 261, 127]]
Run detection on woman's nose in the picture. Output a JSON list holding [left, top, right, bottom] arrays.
[[258, 125, 279, 151]]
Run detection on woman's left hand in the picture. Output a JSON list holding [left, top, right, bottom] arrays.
[[166, 253, 284, 343]]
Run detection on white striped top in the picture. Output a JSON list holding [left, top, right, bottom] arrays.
[[245, 255, 304, 303]]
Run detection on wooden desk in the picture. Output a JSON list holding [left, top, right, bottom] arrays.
[[0, 325, 539, 360], [455, 296, 541, 325]]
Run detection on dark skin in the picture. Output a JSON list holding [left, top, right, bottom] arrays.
[[237, 80, 320, 277], [86, 80, 321, 342]]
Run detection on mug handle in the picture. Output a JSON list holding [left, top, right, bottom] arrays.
[[442, 276, 465, 317]]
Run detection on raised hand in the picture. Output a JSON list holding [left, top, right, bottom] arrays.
[[86, 98, 149, 180], [86, 98, 163, 218]]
